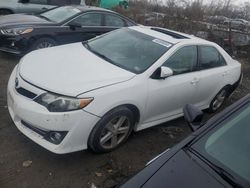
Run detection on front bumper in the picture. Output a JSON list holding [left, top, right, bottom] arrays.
[[0, 34, 28, 55], [7, 67, 100, 154]]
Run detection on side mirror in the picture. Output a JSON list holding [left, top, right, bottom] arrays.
[[160, 67, 173, 78], [151, 66, 173, 79], [183, 104, 204, 132], [68, 22, 82, 30]]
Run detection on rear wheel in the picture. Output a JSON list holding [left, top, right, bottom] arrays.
[[208, 87, 229, 113], [88, 106, 135, 153], [31, 38, 56, 51], [0, 9, 12, 15]]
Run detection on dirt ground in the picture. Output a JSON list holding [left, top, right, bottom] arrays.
[[0, 52, 249, 188]]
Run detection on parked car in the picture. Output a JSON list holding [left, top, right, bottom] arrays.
[[7, 26, 241, 154], [0, 0, 85, 15], [121, 94, 249, 188], [0, 5, 136, 55], [224, 18, 249, 31]]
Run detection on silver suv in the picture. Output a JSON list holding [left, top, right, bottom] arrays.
[[0, 0, 85, 15]]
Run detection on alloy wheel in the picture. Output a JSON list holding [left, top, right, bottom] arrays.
[[100, 116, 130, 150], [36, 42, 54, 49], [212, 89, 227, 111]]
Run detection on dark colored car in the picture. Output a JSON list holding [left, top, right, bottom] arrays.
[[0, 0, 85, 15], [121, 94, 250, 188], [0, 5, 136, 55]]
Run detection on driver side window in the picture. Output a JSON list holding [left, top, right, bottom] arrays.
[[163, 46, 197, 75]]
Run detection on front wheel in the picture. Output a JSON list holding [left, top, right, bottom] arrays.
[[208, 87, 229, 113], [31, 38, 56, 51], [88, 107, 135, 153]]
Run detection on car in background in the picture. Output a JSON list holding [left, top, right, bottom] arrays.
[[121, 94, 249, 188], [7, 26, 241, 154], [0, 5, 136, 55], [224, 18, 250, 31], [0, 0, 85, 15]]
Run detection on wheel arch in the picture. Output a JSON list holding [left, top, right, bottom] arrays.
[[99, 104, 141, 124], [123, 104, 140, 124], [87, 104, 140, 152]]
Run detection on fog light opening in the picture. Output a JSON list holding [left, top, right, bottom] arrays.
[[47, 131, 67, 145]]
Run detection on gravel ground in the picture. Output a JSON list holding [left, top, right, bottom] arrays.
[[0, 52, 249, 188]]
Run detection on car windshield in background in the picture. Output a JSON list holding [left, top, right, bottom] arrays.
[[192, 103, 250, 186], [86, 28, 172, 74], [40, 6, 81, 23]]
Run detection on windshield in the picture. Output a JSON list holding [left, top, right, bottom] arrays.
[[192, 103, 250, 186], [86, 28, 172, 74], [40, 6, 81, 23]]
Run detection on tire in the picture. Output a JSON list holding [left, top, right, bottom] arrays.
[[0, 9, 12, 15], [31, 37, 56, 51], [88, 106, 135, 153], [208, 86, 229, 113]]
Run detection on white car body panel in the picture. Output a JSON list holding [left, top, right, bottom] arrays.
[[8, 67, 100, 154], [7, 26, 241, 153], [20, 43, 135, 97]]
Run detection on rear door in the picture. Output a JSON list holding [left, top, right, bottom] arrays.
[[144, 45, 200, 124], [195, 45, 228, 108], [102, 13, 127, 33]]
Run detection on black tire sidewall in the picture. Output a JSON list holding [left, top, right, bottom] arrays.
[[208, 87, 229, 113], [88, 106, 135, 153]]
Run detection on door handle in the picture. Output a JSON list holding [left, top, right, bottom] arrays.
[[42, 7, 48, 10], [222, 71, 229, 76], [191, 78, 199, 84]]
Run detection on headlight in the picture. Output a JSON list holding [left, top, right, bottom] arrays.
[[34, 93, 93, 112], [0, 27, 33, 36]]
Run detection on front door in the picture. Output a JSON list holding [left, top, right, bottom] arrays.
[[143, 45, 200, 124], [62, 12, 104, 43]]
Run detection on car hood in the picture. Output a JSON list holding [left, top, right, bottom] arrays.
[[142, 150, 224, 188], [121, 150, 225, 188], [19, 43, 136, 97], [0, 14, 51, 28]]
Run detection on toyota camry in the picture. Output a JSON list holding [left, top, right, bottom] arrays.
[[7, 26, 242, 154]]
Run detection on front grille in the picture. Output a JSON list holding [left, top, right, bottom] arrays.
[[16, 87, 37, 99]]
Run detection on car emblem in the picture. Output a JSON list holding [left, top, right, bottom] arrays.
[[15, 78, 19, 88]]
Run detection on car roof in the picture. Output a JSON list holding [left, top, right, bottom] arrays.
[[130, 26, 212, 45], [67, 5, 116, 14], [60, 5, 136, 24]]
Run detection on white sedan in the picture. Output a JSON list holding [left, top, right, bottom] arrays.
[[7, 26, 241, 154]]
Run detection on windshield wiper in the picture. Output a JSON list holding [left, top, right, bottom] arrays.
[[82, 41, 91, 50], [211, 163, 243, 188], [82, 42, 129, 71], [188, 148, 243, 188], [84, 44, 116, 65], [38, 15, 52, 22]]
